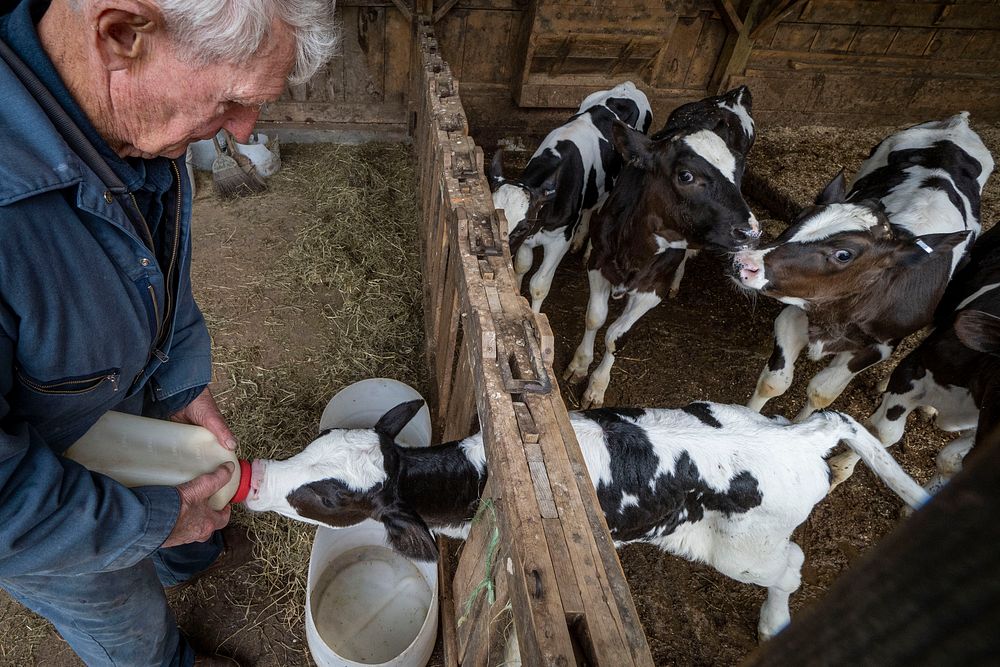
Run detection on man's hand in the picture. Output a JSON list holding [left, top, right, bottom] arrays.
[[170, 386, 238, 451], [162, 463, 234, 548]]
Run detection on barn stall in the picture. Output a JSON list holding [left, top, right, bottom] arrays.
[[3, 0, 998, 665]]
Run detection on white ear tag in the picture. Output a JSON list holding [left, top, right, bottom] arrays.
[[915, 239, 933, 254]]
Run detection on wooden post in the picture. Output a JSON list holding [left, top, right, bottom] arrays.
[[411, 18, 654, 667], [745, 430, 1000, 665]]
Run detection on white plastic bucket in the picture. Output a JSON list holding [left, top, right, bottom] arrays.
[[306, 379, 438, 667], [319, 378, 431, 449], [187, 132, 281, 177]]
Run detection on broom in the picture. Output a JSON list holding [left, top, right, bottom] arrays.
[[226, 130, 267, 193], [211, 132, 265, 198]]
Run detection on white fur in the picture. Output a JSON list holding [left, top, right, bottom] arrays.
[[787, 203, 881, 243], [853, 112, 994, 192], [682, 130, 737, 184], [245, 429, 385, 524], [492, 183, 531, 235], [717, 97, 755, 142]]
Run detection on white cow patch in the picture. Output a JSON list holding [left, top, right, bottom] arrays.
[[654, 234, 688, 254], [492, 183, 531, 228], [682, 130, 737, 184], [956, 282, 1000, 311], [788, 203, 880, 243], [878, 165, 978, 236], [717, 99, 755, 141], [853, 112, 994, 191]]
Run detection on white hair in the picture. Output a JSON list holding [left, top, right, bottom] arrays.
[[69, 0, 338, 85], [158, 0, 338, 85]]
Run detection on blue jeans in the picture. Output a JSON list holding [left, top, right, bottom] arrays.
[[0, 532, 223, 666]]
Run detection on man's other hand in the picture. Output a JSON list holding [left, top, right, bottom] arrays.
[[162, 463, 234, 548], [170, 386, 238, 451]]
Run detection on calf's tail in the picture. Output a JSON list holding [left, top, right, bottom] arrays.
[[825, 411, 929, 510]]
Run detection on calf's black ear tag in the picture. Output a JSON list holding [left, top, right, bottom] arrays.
[[374, 399, 425, 439]]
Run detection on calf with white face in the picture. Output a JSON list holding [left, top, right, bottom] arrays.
[[564, 86, 760, 409], [830, 222, 1000, 490], [733, 113, 994, 422], [488, 81, 653, 313], [244, 399, 926, 642]]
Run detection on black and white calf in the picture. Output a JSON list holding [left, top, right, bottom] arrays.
[[564, 86, 759, 408], [829, 222, 1000, 490], [244, 399, 926, 641], [734, 113, 994, 421], [488, 81, 652, 312]]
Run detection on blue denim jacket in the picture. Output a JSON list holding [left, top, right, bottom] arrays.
[[0, 52, 212, 576]]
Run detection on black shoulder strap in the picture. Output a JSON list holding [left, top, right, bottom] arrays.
[[0, 36, 127, 194]]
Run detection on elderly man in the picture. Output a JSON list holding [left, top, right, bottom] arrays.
[[0, 0, 335, 664]]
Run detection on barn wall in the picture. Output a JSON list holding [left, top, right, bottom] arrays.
[[262, 0, 1000, 136]]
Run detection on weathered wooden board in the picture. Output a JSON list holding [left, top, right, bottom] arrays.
[[413, 19, 654, 665]]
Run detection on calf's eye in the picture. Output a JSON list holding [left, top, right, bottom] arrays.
[[678, 171, 694, 184], [833, 249, 853, 262]]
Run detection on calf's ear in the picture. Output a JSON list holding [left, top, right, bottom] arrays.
[[862, 231, 972, 334], [374, 399, 425, 440], [377, 500, 439, 561], [487, 150, 505, 191], [815, 169, 847, 205], [955, 310, 1000, 354], [612, 120, 656, 170]]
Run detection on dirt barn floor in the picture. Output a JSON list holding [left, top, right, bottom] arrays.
[[1, 121, 997, 666]]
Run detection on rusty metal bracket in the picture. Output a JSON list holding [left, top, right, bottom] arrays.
[[497, 319, 552, 395], [465, 208, 503, 257]]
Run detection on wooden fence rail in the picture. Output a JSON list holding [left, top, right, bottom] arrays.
[[411, 17, 655, 667]]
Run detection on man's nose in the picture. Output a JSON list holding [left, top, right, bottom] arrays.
[[223, 109, 261, 144]]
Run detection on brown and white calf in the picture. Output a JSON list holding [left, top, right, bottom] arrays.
[[734, 113, 994, 422], [564, 87, 760, 408], [244, 399, 926, 641], [488, 81, 652, 312], [829, 222, 1000, 490]]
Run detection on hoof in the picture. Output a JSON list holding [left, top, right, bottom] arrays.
[[562, 365, 588, 384]]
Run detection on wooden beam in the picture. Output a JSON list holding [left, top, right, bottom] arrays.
[[709, 0, 768, 94], [714, 0, 744, 34], [432, 0, 460, 23], [389, 0, 412, 23], [750, 0, 809, 40]]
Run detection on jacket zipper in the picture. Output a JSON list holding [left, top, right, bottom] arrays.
[[17, 368, 120, 394], [129, 161, 183, 353]]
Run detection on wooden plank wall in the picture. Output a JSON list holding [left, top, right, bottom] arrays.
[[260, 0, 413, 132], [411, 19, 655, 666], [734, 0, 1000, 125], [263, 0, 999, 136]]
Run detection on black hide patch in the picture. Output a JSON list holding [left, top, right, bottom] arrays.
[[849, 140, 984, 226], [681, 402, 722, 428], [886, 405, 907, 421], [766, 343, 786, 372], [581, 409, 762, 542], [287, 478, 376, 527], [398, 442, 486, 527], [921, 176, 967, 225]]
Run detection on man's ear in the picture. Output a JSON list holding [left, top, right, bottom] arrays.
[[94, 4, 159, 70], [612, 120, 656, 170], [815, 169, 847, 205]]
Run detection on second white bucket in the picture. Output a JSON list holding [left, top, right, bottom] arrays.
[[306, 378, 438, 667]]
